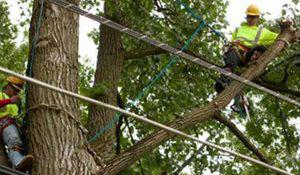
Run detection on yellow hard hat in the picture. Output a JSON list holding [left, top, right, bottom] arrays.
[[6, 76, 25, 91], [246, 4, 260, 16]]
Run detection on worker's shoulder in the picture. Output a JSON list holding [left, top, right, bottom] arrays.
[[261, 27, 278, 34]]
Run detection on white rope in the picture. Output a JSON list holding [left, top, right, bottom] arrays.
[[0, 66, 293, 175]]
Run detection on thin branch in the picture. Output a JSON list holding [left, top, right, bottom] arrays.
[[174, 136, 211, 175], [124, 116, 145, 175], [116, 93, 124, 154], [276, 101, 293, 156], [255, 79, 300, 98], [123, 44, 222, 67], [260, 52, 300, 77], [281, 63, 290, 85], [115, 93, 145, 174], [213, 113, 272, 164]]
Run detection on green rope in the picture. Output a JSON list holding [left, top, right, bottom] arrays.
[[23, 0, 45, 127], [89, 20, 206, 142]]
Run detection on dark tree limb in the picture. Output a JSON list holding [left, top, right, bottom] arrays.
[[255, 78, 300, 98], [213, 114, 272, 164], [124, 116, 146, 175], [116, 93, 124, 154], [276, 101, 293, 156], [281, 63, 290, 85]]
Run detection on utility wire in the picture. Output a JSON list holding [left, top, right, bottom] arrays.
[[49, 0, 300, 109], [0, 66, 293, 175]]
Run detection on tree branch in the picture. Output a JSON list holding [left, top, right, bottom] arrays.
[[100, 23, 298, 175], [255, 78, 300, 98], [174, 145, 206, 175], [123, 44, 221, 67], [123, 46, 167, 60], [174, 136, 211, 175], [213, 113, 272, 164]]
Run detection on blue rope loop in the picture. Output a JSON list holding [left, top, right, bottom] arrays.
[[24, 0, 45, 116], [22, 0, 45, 150], [26, 0, 45, 77], [175, 0, 227, 43], [89, 20, 206, 142]]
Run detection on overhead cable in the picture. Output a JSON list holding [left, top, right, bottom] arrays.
[[50, 0, 300, 108], [0, 66, 293, 175]]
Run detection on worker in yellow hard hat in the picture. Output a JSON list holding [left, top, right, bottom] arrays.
[[215, 4, 279, 93], [0, 76, 33, 172], [213, 5, 286, 117]]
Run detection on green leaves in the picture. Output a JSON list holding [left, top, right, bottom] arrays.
[[77, 0, 300, 174], [0, 1, 28, 76]]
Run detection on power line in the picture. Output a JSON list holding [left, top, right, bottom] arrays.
[[0, 66, 293, 175], [49, 0, 300, 109]]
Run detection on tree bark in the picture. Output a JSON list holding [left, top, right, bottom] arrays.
[[87, 0, 123, 162], [101, 23, 298, 175], [27, 0, 99, 174]]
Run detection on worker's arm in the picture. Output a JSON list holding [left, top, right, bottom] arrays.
[[0, 99, 13, 108], [259, 28, 278, 46], [0, 96, 19, 108]]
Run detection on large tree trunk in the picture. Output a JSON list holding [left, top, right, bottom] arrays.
[[87, 0, 123, 162], [27, 0, 99, 174], [101, 23, 298, 175]]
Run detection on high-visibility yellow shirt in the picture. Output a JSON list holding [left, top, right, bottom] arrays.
[[0, 92, 18, 118], [232, 25, 278, 48]]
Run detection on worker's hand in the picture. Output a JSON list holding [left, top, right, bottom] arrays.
[[280, 19, 293, 29], [284, 19, 293, 25], [250, 51, 264, 61], [10, 96, 20, 104]]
